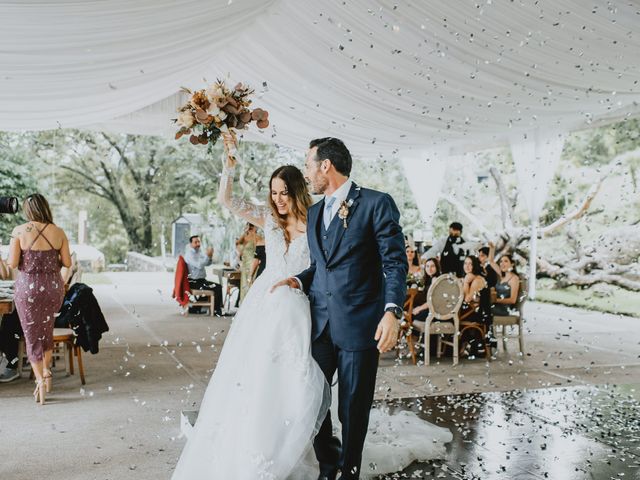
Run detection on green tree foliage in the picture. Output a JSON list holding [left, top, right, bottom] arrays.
[[0, 133, 38, 242], [564, 117, 640, 174], [350, 157, 420, 235], [32, 130, 219, 256]]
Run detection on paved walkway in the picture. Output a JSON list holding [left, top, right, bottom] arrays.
[[0, 272, 638, 479]]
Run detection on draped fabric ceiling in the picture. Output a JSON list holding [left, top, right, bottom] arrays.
[[2, 0, 639, 295], [1, 0, 639, 155]]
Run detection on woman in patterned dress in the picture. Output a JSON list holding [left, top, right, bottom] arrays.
[[236, 223, 263, 304], [8, 194, 72, 405]]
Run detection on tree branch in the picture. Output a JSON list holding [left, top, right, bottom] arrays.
[[102, 132, 143, 185], [489, 166, 516, 230], [59, 165, 113, 199], [540, 148, 638, 236], [442, 193, 492, 239], [144, 148, 158, 185], [75, 186, 112, 202], [560, 272, 640, 291], [566, 226, 583, 260], [536, 257, 640, 291]]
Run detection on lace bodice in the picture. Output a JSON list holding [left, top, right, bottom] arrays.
[[263, 215, 310, 277], [218, 165, 310, 278]]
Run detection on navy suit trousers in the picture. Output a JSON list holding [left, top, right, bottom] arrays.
[[312, 325, 379, 479]]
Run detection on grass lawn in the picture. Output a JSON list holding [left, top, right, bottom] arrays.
[[536, 281, 640, 317]]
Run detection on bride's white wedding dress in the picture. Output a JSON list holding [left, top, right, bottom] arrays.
[[171, 168, 452, 479], [172, 212, 329, 480]]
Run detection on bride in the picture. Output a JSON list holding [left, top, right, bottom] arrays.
[[171, 134, 452, 479]]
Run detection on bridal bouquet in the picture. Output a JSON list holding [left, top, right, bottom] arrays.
[[174, 80, 269, 149]]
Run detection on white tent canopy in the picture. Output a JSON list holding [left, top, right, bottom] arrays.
[[2, 0, 639, 295], [1, 0, 639, 156], [401, 150, 449, 236]]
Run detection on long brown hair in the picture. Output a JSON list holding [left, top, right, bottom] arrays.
[[23, 193, 54, 224], [268, 166, 312, 244], [500, 254, 519, 277], [424, 257, 441, 290]]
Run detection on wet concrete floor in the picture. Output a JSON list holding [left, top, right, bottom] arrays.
[[378, 384, 640, 479]]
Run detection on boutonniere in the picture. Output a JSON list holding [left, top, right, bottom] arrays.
[[338, 199, 354, 229]]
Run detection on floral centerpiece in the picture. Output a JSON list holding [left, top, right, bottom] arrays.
[[174, 79, 269, 151], [407, 270, 426, 290]]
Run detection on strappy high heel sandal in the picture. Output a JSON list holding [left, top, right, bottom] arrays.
[[43, 370, 53, 393], [33, 379, 45, 405]]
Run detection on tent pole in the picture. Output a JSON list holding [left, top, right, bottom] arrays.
[[529, 219, 538, 299]]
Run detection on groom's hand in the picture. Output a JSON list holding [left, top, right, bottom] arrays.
[[375, 312, 399, 353], [269, 277, 301, 293]]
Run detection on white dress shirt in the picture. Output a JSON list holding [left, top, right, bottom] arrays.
[[323, 179, 353, 226], [184, 246, 212, 280]]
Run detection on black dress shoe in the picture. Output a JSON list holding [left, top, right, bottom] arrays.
[[318, 473, 337, 480]]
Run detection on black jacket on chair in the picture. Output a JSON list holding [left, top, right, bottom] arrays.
[[55, 283, 109, 354]]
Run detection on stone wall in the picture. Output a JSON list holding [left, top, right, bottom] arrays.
[[125, 252, 169, 272]]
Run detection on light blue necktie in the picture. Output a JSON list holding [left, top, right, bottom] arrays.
[[323, 196, 336, 230]]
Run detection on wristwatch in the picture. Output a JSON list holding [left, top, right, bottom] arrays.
[[385, 305, 404, 319]]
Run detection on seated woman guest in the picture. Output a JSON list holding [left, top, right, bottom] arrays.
[[411, 257, 441, 321], [8, 194, 72, 404], [459, 255, 494, 356], [461, 255, 489, 307], [488, 242, 520, 316], [236, 223, 264, 304]]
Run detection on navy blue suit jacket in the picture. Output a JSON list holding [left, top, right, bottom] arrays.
[[297, 182, 407, 351]]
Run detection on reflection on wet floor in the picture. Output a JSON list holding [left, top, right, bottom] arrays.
[[374, 384, 640, 479]]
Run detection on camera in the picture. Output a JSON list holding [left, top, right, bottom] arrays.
[[0, 197, 18, 214]]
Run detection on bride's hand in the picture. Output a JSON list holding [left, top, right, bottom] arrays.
[[222, 132, 238, 168], [269, 277, 301, 293]]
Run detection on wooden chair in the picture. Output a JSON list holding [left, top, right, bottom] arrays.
[[18, 328, 86, 384], [53, 328, 86, 385], [189, 289, 215, 317], [413, 274, 464, 366], [492, 277, 527, 354], [459, 305, 492, 360], [397, 288, 419, 364], [223, 271, 241, 312]]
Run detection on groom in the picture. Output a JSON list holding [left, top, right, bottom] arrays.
[[274, 138, 407, 479]]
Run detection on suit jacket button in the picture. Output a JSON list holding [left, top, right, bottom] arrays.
[[326, 291, 331, 296], [323, 235, 328, 240]]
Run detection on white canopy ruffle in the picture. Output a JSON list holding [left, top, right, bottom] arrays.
[[1, 0, 639, 156]]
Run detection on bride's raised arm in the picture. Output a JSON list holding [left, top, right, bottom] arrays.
[[217, 132, 268, 228]]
